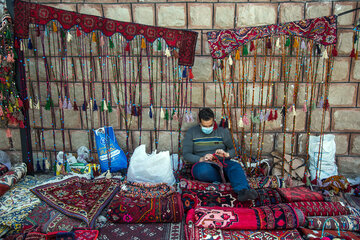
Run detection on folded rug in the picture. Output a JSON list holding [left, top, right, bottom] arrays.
[[277, 186, 324, 202], [298, 227, 360, 240], [0, 163, 8, 177], [187, 204, 304, 230], [119, 181, 176, 198], [287, 201, 350, 217], [23, 201, 88, 233], [107, 192, 184, 223], [306, 215, 360, 231], [0, 163, 27, 197], [254, 188, 283, 207], [4, 229, 99, 240], [31, 176, 119, 228], [98, 221, 185, 240], [184, 224, 303, 240]]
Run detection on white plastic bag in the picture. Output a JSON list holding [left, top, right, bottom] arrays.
[[0, 151, 11, 170], [127, 145, 176, 186], [308, 134, 338, 180]]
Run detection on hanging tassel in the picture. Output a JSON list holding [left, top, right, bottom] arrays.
[[189, 112, 194, 122], [100, 35, 105, 47], [303, 102, 307, 112], [126, 104, 132, 114], [268, 110, 273, 121], [243, 114, 250, 125], [82, 102, 87, 111], [182, 67, 187, 78], [224, 118, 229, 128], [323, 99, 330, 111], [109, 38, 114, 49], [321, 49, 329, 59], [312, 101, 316, 110], [45, 159, 50, 171], [76, 27, 82, 37], [219, 118, 224, 128], [301, 40, 306, 50], [160, 108, 165, 119], [103, 101, 108, 111], [242, 44, 248, 56], [18, 98, 23, 108], [316, 44, 321, 55], [52, 21, 58, 32], [28, 38, 33, 50], [73, 101, 79, 111], [292, 106, 296, 116], [317, 98, 324, 108], [29, 98, 33, 110], [350, 48, 356, 58], [141, 38, 146, 49], [157, 40, 162, 51], [149, 105, 153, 118], [228, 55, 233, 66], [276, 38, 281, 49], [92, 32, 96, 42], [164, 108, 169, 120], [165, 48, 171, 57], [238, 117, 244, 128], [93, 100, 98, 111], [45, 99, 53, 110], [285, 37, 291, 47], [189, 68, 194, 79], [274, 110, 278, 120], [259, 111, 264, 121], [59, 99, 63, 109], [36, 160, 42, 172], [19, 121, 25, 128], [108, 102, 112, 113], [220, 60, 224, 70], [63, 98, 68, 109], [35, 101, 40, 109], [250, 41, 255, 52], [125, 42, 130, 52], [265, 110, 270, 121], [332, 47, 338, 57], [213, 62, 218, 70], [293, 38, 299, 49], [281, 106, 286, 117], [6, 128, 12, 138], [266, 38, 272, 49], [67, 31, 73, 42], [67, 98, 72, 110], [235, 49, 240, 60]]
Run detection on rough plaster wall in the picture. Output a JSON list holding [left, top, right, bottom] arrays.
[[1, 0, 360, 177]]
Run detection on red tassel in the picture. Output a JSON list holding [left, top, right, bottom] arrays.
[[6, 128, 12, 138], [18, 98, 23, 108], [350, 48, 356, 58], [213, 121, 218, 130], [36, 26, 41, 37], [76, 27, 81, 37], [250, 41, 255, 52], [268, 110, 273, 121], [14, 39, 20, 49], [73, 101, 79, 111], [266, 38, 272, 49], [189, 68, 194, 79], [332, 47, 338, 57], [19, 121, 25, 128], [125, 42, 130, 52], [323, 99, 330, 111], [274, 110, 278, 120]]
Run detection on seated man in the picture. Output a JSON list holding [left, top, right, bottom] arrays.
[[182, 108, 258, 201]]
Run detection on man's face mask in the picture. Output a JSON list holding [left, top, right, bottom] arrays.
[[201, 126, 214, 135]]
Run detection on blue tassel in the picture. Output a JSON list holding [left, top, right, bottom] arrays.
[[82, 102, 87, 111], [182, 67, 187, 78], [134, 106, 138, 116], [93, 100, 98, 111], [42, 159, 45, 171], [36, 160, 41, 172], [149, 106, 153, 119], [28, 38, 33, 50]]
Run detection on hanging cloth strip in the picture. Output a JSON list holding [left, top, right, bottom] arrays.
[[14, 0, 198, 66], [206, 15, 337, 59]]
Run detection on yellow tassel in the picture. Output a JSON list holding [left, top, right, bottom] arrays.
[[235, 49, 240, 60], [141, 38, 146, 49], [52, 21, 58, 32], [92, 32, 96, 43], [29, 98, 33, 109], [293, 38, 299, 49], [8, 105, 13, 113]]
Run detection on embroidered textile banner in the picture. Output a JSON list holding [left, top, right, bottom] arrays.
[[14, 0, 198, 66], [207, 15, 337, 59]]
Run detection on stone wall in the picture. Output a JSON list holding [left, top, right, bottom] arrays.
[[1, 0, 360, 177]]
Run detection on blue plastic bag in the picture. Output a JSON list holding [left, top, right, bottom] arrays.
[[94, 126, 127, 173]]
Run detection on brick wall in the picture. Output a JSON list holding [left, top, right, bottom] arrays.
[[1, 0, 360, 177]]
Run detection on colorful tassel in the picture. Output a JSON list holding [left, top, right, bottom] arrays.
[[293, 38, 299, 49], [36, 160, 42, 172], [268, 110, 273, 121], [52, 21, 58, 32], [157, 40, 162, 51], [164, 108, 169, 120], [35, 101, 40, 109], [100, 35, 105, 47], [250, 41, 255, 52], [59, 99, 63, 109], [350, 48, 356, 58], [332, 47, 338, 57], [63, 98, 69, 109], [259, 111, 264, 121], [317, 98, 324, 108], [281, 106, 286, 117], [76, 27, 81, 37], [243, 114, 250, 125], [238, 117, 244, 128], [301, 40, 306, 50], [108, 102, 112, 113], [182, 67, 187, 78], [45, 99, 53, 110], [29, 98, 33, 110], [242, 44, 248, 56], [228, 55, 233, 66], [265, 110, 270, 121], [292, 106, 296, 116], [18, 98, 23, 108], [125, 42, 130, 52], [67, 31, 73, 42], [285, 37, 291, 47], [276, 38, 280, 49], [149, 105, 153, 118], [303, 102, 307, 112], [82, 102, 87, 111], [141, 38, 146, 49], [224, 118, 229, 128], [93, 100, 98, 111], [73, 101, 79, 111], [321, 49, 329, 59], [92, 32, 96, 42], [235, 49, 240, 60], [189, 68, 194, 79], [316, 44, 321, 55], [323, 99, 330, 111], [165, 48, 171, 57], [6, 128, 12, 138], [266, 38, 272, 49], [109, 38, 114, 49], [274, 110, 278, 120], [28, 38, 33, 50], [160, 108, 165, 119], [67, 98, 72, 110]]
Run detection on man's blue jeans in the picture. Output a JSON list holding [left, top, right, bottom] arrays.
[[191, 159, 249, 193]]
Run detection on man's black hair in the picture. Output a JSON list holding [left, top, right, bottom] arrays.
[[198, 108, 214, 121]]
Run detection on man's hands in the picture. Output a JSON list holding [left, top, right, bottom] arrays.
[[215, 149, 230, 158], [199, 154, 214, 162]]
